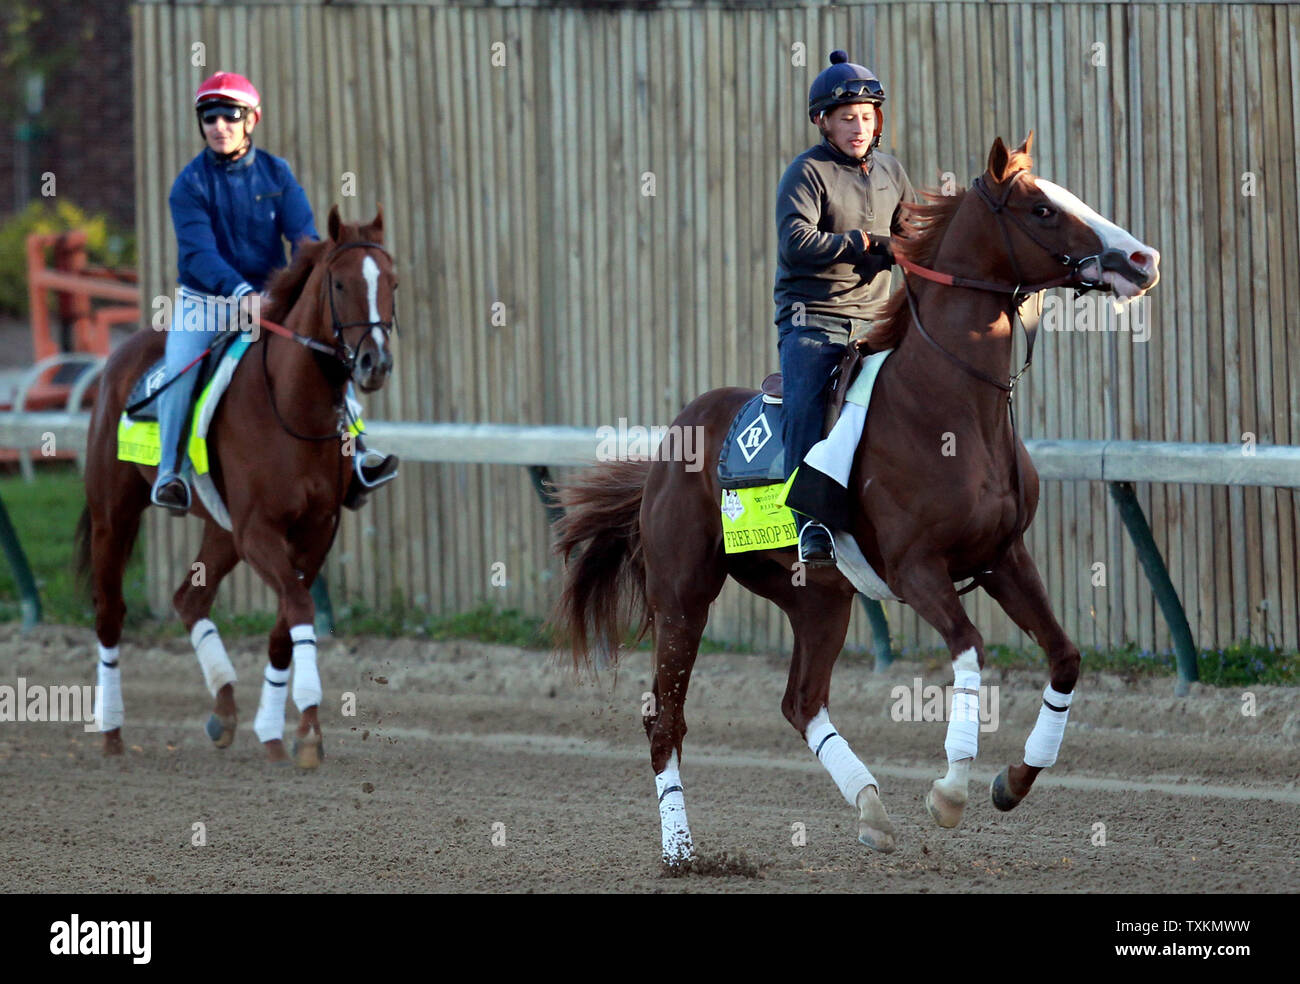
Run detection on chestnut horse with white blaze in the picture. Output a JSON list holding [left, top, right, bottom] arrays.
[[551, 135, 1160, 863], [75, 206, 396, 767]]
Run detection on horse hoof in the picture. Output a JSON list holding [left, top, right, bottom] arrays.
[[102, 729, 124, 757], [292, 734, 324, 770], [926, 782, 968, 829], [205, 713, 237, 748], [990, 768, 1025, 812], [264, 739, 290, 764], [856, 786, 898, 853]]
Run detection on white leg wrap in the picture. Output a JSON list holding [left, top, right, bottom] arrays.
[[935, 758, 971, 796], [655, 752, 694, 863], [290, 624, 321, 712], [944, 648, 981, 763], [94, 643, 123, 732], [1023, 684, 1073, 767], [253, 666, 290, 743], [191, 619, 236, 698], [806, 707, 877, 806]]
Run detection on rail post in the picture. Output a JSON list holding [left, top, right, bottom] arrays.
[[0, 491, 41, 630], [1108, 481, 1199, 695]]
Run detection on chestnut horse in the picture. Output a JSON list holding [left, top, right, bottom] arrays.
[[75, 206, 396, 767], [551, 135, 1160, 863]]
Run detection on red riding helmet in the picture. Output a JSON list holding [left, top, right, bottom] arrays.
[[195, 71, 262, 124]]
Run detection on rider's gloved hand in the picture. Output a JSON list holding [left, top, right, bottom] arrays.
[[865, 233, 894, 261]]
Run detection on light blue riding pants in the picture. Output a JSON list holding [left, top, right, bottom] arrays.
[[154, 288, 231, 487]]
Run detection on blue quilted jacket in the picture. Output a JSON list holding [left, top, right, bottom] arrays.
[[169, 145, 318, 298]]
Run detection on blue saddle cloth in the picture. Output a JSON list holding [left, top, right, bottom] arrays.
[[717, 394, 786, 490]]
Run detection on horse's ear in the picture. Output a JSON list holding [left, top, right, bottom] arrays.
[[328, 205, 342, 243], [987, 137, 1011, 182], [368, 204, 384, 242], [1017, 129, 1035, 158]]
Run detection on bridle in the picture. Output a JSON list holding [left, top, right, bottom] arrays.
[[256, 240, 397, 372], [893, 168, 1105, 592], [259, 239, 397, 443], [323, 240, 398, 372]]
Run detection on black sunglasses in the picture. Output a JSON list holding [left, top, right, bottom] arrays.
[[200, 105, 248, 125]]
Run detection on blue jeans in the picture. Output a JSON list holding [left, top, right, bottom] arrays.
[[155, 289, 231, 488], [777, 318, 849, 494]]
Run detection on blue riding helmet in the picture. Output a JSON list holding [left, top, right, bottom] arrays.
[[808, 49, 887, 123]]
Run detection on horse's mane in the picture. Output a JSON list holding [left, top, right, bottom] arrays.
[[262, 237, 331, 325], [864, 190, 966, 351], [866, 148, 1033, 351]]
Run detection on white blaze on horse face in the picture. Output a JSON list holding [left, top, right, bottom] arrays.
[[1034, 178, 1160, 298], [361, 255, 385, 351]]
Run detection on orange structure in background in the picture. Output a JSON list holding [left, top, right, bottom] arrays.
[[1, 232, 141, 470], [24, 230, 139, 370]]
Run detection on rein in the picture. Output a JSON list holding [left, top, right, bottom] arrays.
[[895, 169, 1089, 593]]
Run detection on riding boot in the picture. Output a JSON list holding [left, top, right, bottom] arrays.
[[342, 433, 400, 511], [797, 516, 836, 567]]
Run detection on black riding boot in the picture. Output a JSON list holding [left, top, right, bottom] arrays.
[[796, 517, 836, 566]]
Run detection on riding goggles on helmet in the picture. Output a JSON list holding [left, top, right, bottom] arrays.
[[829, 78, 885, 102]]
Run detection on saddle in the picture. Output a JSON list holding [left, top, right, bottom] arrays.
[[748, 337, 868, 421], [123, 331, 243, 422], [118, 332, 255, 531], [720, 339, 871, 488], [758, 337, 871, 433]]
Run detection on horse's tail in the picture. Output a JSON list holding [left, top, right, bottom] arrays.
[[549, 459, 651, 669], [73, 504, 92, 596]]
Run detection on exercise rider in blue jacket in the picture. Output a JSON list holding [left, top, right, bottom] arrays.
[[151, 71, 398, 515]]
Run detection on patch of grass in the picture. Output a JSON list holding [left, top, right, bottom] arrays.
[[932, 640, 1298, 687], [332, 601, 555, 649], [0, 465, 149, 629]]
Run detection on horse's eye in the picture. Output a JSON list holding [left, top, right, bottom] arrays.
[[1033, 204, 1055, 219]]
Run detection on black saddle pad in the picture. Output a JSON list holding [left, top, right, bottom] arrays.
[[124, 332, 243, 421], [718, 394, 786, 489]]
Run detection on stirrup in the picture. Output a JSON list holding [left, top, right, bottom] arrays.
[[151, 476, 191, 516], [797, 521, 836, 566], [354, 449, 399, 490]]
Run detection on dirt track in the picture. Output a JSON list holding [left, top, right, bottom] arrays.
[[1, 623, 1296, 893]]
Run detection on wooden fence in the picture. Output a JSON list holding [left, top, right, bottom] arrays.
[[131, 0, 1300, 655]]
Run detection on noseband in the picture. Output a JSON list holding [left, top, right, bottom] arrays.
[[969, 170, 1105, 293]]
